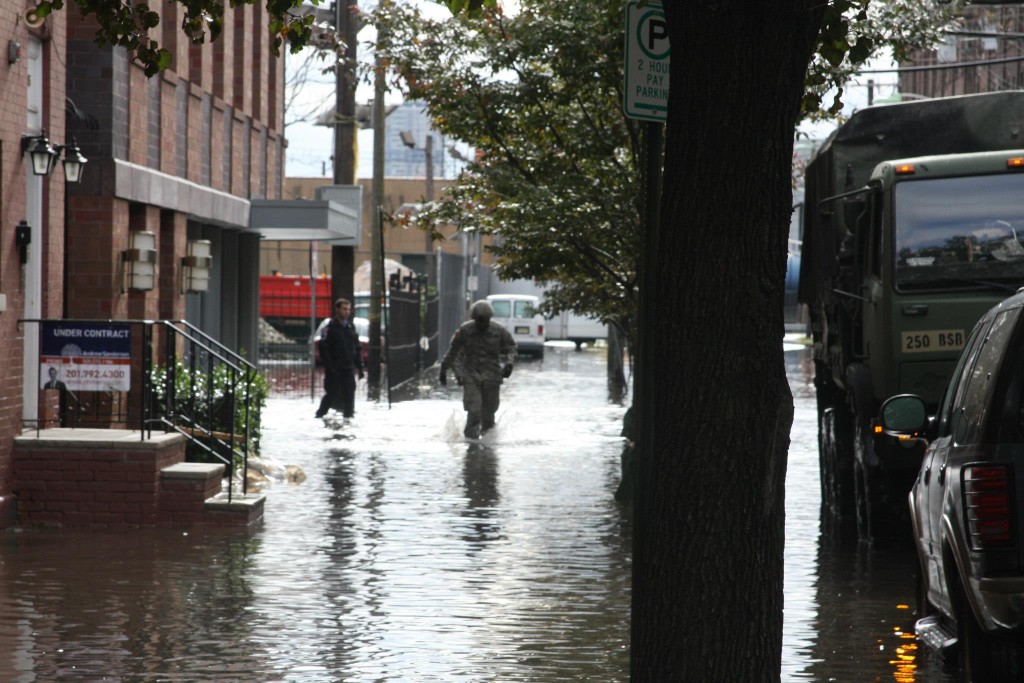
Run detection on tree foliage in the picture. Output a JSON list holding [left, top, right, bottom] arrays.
[[804, 0, 964, 118], [381, 0, 642, 347], [32, 0, 321, 76]]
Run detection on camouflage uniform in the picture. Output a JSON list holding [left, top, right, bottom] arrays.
[[440, 307, 516, 439]]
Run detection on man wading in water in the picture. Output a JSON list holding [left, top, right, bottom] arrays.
[[315, 298, 364, 419], [439, 300, 516, 439]]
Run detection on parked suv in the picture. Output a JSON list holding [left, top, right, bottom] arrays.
[[878, 289, 1024, 682]]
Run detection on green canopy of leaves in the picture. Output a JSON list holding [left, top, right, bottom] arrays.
[[381, 0, 642, 346]]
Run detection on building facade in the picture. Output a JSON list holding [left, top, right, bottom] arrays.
[[0, 0, 285, 525], [899, 6, 1024, 98]]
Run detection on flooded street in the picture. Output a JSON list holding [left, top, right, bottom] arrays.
[[0, 342, 961, 681]]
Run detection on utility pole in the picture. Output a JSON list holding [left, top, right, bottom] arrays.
[[401, 130, 435, 255], [331, 0, 359, 309], [367, 24, 388, 397], [425, 134, 434, 254]]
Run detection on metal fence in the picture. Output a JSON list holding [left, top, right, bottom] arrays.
[[437, 251, 467, 361], [258, 274, 441, 399]]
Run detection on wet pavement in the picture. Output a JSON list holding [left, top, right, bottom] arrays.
[[0, 342, 961, 681]]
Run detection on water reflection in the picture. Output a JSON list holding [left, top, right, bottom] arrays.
[[0, 529, 262, 682], [462, 444, 503, 548]]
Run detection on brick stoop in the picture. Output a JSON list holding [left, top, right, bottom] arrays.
[[11, 429, 265, 530], [161, 463, 265, 529]]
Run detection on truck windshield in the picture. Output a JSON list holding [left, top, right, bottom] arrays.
[[894, 173, 1024, 291]]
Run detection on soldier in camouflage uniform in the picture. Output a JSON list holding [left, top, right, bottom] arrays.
[[439, 300, 517, 439]]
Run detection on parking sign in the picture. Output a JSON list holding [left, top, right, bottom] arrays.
[[624, 0, 669, 122]]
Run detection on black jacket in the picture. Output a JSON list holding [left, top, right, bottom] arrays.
[[321, 317, 363, 373]]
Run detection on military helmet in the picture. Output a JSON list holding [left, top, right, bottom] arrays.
[[470, 300, 494, 320]]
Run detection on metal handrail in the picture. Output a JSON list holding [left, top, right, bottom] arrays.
[[155, 321, 254, 501]]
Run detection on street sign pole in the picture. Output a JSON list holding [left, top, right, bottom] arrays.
[[625, 0, 668, 506]]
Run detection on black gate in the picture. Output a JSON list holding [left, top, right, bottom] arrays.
[[386, 276, 439, 392]]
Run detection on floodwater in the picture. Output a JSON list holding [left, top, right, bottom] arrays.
[[0, 342, 960, 681]]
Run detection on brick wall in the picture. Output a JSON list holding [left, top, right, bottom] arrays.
[[13, 437, 186, 527], [0, 3, 72, 521], [65, 194, 129, 320]]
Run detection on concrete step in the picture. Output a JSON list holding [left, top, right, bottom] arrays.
[[204, 491, 266, 529], [160, 462, 265, 529]]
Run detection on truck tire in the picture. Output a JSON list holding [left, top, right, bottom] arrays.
[[854, 420, 886, 542], [955, 580, 1024, 682], [854, 457, 874, 542], [818, 398, 856, 523]]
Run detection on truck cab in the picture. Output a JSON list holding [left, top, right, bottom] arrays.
[[800, 92, 1024, 541]]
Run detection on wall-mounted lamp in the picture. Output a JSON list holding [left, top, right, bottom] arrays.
[[59, 141, 87, 183], [181, 239, 212, 293], [123, 231, 157, 292], [21, 131, 87, 183]]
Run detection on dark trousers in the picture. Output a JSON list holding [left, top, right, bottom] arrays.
[[463, 380, 500, 438], [317, 370, 356, 418]]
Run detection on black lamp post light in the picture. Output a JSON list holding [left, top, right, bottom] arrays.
[[21, 131, 87, 183]]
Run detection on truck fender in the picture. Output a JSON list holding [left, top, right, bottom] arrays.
[[844, 363, 876, 424], [845, 363, 880, 469]]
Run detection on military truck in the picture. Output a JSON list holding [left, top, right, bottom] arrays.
[[798, 91, 1024, 540]]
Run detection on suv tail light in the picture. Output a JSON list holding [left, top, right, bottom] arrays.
[[963, 465, 1013, 548], [538, 324, 544, 336]]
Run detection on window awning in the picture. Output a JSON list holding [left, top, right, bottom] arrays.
[[247, 199, 360, 244]]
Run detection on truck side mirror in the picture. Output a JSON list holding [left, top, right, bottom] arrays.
[[843, 198, 868, 234]]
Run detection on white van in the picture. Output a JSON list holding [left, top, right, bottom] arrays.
[[486, 294, 546, 358]]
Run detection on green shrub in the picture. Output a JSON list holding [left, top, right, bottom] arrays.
[[150, 358, 269, 458]]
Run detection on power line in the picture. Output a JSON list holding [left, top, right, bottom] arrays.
[[859, 54, 1024, 74]]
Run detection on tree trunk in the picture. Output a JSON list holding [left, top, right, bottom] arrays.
[[607, 323, 628, 400], [632, 3, 824, 680]]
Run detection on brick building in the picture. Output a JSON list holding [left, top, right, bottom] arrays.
[[0, 0, 288, 525], [899, 6, 1024, 98]]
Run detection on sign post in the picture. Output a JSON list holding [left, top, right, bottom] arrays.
[[624, 0, 669, 122]]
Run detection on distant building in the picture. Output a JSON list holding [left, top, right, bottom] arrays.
[[267, 176, 495, 280], [314, 100, 471, 180], [899, 6, 1024, 98]]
